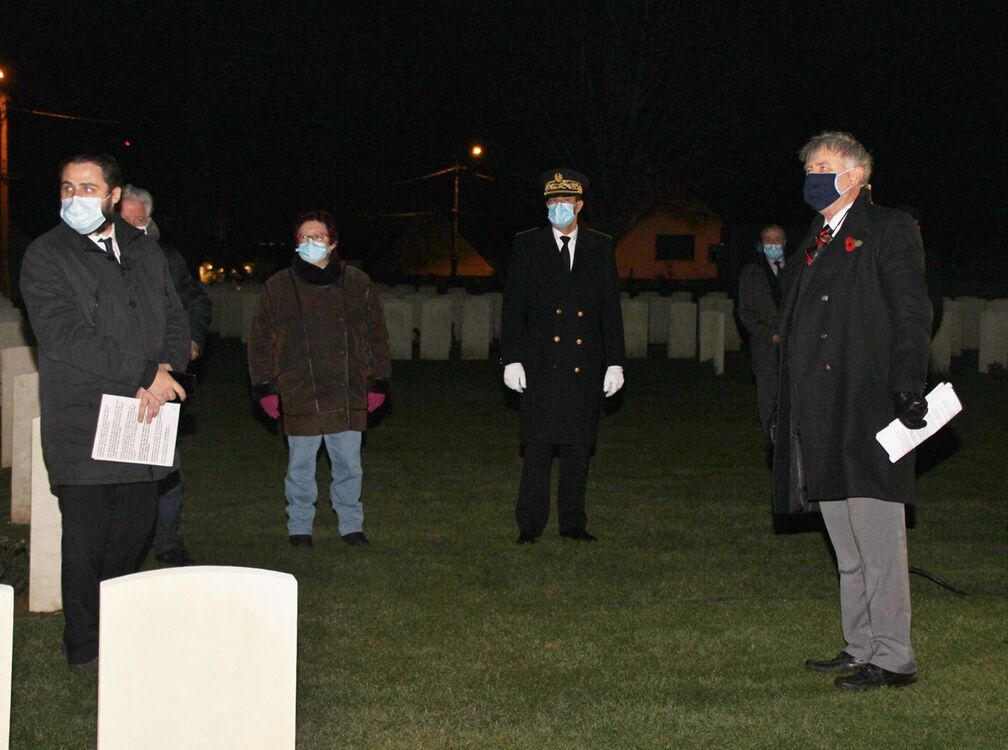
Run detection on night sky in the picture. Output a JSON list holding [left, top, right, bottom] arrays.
[[1, 1, 1003, 284]]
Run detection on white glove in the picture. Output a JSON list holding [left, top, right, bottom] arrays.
[[602, 365, 624, 397], [503, 362, 526, 393]]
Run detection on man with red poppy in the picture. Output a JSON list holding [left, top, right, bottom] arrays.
[[772, 132, 932, 690]]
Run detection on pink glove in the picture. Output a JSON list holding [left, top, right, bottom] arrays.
[[259, 394, 280, 419], [367, 392, 386, 413]]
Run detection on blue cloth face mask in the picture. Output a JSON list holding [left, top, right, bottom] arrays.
[[761, 244, 784, 261], [60, 195, 109, 234], [296, 240, 329, 263], [547, 202, 576, 228], [803, 168, 854, 212]]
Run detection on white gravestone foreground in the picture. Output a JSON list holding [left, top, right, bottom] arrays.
[[0, 584, 11, 750], [29, 417, 62, 613], [699, 310, 725, 375], [647, 296, 672, 345], [667, 302, 697, 359], [381, 299, 413, 360], [978, 311, 1008, 374], [943, 298, 962, 356], [621, 298, 649, 359], [420, 298, 452, 360], [97, 567, 297, 750], [11, 372, 40, 524], [460, 296, 491, 360], [2, 346, 37, 469], [957, 296, 985, 350]]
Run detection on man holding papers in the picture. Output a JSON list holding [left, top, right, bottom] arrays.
[[20, 154, 190, 672], [772, 133, 932, 690]]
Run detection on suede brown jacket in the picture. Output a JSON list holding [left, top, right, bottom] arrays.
[[247, 256, 390, 435]]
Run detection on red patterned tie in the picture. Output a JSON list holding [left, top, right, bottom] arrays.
[[805, 227, 833, 266]]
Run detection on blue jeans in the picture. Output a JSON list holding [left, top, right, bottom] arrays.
[[285, 432, 364, 537]]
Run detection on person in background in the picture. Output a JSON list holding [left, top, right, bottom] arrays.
[[737, 224, 786, 441], [247, 211, 390, 548], [120, 184, 211, 566]]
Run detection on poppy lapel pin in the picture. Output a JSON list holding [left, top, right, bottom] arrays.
[[844, 236, 863, 253]]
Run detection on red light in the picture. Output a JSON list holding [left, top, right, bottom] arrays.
[[123, 140, 132, 147]]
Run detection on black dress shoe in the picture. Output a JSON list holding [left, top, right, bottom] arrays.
[[805, 650, 866, 673], [341, 532, 370, 546], [835, 664, 918, 690], [155, 544, 196, 566], [559, 528, 597, 541], [289, 534, 313, 547], [516, 533, 539, 544]]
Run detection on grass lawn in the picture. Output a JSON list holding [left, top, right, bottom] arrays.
[[4, 340, 1006, 749]]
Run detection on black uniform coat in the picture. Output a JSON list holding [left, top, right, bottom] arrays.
[[737, 258, 782, 434], [772, 192, 931, 513], [502, 226, 625, 446]]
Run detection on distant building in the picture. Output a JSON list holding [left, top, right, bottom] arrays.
[[615, 202, 721, 280]]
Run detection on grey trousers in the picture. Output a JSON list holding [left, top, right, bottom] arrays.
[[819, 497, 917, 674]]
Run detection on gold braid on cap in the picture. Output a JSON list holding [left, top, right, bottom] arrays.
[[543, 172, 583, 197]]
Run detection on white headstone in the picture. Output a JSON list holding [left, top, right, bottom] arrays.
[[239, 290, 262, 344], [0, 315, 29, 353], [485, 292, 504, 340], [697, 294, 720, 315], [715, 298, 741, 351], [986, 298, 1008, 313], [11, 372, 40, 524], [0, 584, 11, 750], [403, 293, 426, 331], [957, 296, 986, 350], [667, 302, 697, 359], [97, 567, 297, 750], [393, 284, 415, 297], [417, 285, 438, 297], [381, 299, 413, 360], [217, 290, 244, 338], [707, 291, 728, 299], [420, 298, 452, 360], [636, 291, 658, 298], [447, 287, 467, 296], [29, 417, 62, 613], [460, 296, 491, 360], [374, 283, 392, 296], [930, 311, 952, 374], [648, 297, 672, 345], [699, 310, 725, 375], [943, 299, 962, 356], [670, 291, 692, 303], [978, 311, 1008, 374], [2, 346, 38, 469], [621, 298, 649, 359]]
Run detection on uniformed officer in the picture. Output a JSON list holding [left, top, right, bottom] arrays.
[[501, 169, 625, 544]]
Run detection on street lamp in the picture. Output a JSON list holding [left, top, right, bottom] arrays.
[[1, 68, 10, 297]]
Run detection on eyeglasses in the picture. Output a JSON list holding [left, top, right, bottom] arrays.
[[296, 233, 330, 244]]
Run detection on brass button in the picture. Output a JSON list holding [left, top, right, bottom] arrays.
[[574, 367, 581, 374], [820, 333, 828, 339], [576, 338, 583, 345], [577, 310, 584, 317], [553, 335, 561, 343], [555, 308, 562, 315], [824, 363, 832, 371], [821, 294, 829, 302]]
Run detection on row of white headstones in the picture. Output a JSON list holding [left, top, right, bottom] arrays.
[[204, 283, 1008, 375], [1, 296, 299, 747], [0, 290, 1005, 746]]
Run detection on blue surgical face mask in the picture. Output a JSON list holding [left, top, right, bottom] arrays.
[[296, 240, 329, 263], [761, 243, 784, 261], [803, 168, 855, 212], [547, 201, 576, 228], [60, 195, 110, 234]]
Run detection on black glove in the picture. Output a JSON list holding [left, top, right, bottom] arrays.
[[892, 391, 928, 430]]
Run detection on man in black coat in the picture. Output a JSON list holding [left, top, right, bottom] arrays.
[[20, 154, 189, 671], [737, 224, 786, 440], [772, 132, 931, 690], [121, 184, 212, 566], [501, 170, 625, 544]]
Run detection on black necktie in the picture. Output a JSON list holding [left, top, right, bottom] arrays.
[[560, 235, 571, 271], [99, 237, 117, 263], [773, 260, 782, 276]]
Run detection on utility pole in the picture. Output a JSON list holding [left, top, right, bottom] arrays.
[[0, 69, 10, 297]]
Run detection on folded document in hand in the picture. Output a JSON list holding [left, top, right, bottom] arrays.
[[875, 382, 962, 463], [91, 394, 180, 467]]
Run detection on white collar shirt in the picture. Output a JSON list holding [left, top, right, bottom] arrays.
[[551, 225, 578, 270], [89, 224, 120, 262]]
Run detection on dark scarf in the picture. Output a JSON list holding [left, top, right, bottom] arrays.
[[291, 253, 343, 285]]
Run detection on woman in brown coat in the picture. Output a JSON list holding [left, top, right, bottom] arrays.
[[248, 211, 391, 547]]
